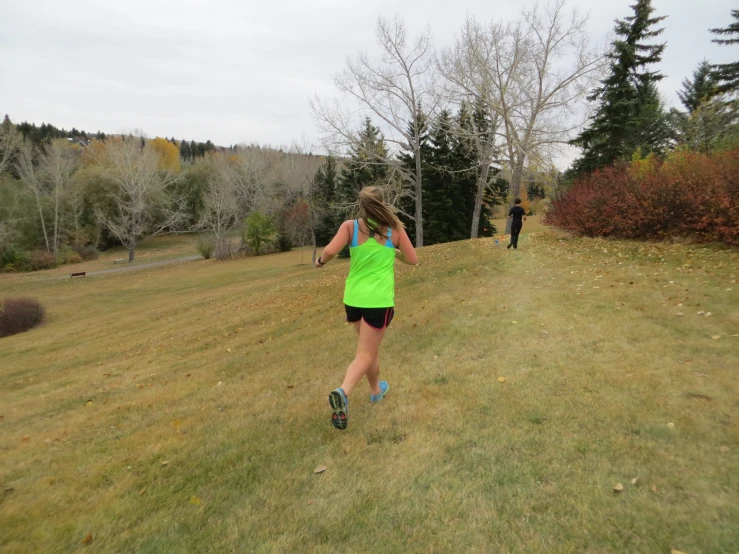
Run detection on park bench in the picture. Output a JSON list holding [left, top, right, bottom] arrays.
[[70, 272, 86, 278], [114, 259, 126, 264]]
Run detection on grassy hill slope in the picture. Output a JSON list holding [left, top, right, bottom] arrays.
[[1, 233, 737, 553]]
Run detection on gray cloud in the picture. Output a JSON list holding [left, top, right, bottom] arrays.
[[1, 0, 736, 152]]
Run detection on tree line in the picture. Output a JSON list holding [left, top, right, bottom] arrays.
[[0, 1, 736, 270]]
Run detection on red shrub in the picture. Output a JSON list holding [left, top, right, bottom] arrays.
[[0, 298, 46, 338], [28, 251, 58, 271], [546, 150, 739, 245]]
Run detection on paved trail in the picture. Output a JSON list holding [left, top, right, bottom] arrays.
[[87, 255, 203, 276]]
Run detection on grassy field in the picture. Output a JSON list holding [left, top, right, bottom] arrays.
[[0, 234, 202, 284], [1, 232, 737, 553]]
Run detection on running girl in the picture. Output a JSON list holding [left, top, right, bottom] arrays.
[[314, 186, 418, 430]]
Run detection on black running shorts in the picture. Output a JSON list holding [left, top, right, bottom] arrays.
[[345, 305, 395, 330]]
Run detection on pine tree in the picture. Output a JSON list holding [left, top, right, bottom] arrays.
[[423, 109, 456, 245], [313, 155, 339, 245], [336, 118, 389, 216], [398, 109, 431, 244], [678, 61, 717, 113], [189, 140, 197, 159], [450, 103, 496, 240], [710, 9, 739, 94], [179, 139, 190, 161], [571, 0, 669, 174]]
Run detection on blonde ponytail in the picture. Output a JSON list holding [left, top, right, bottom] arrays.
[[358, 186, 403, 238]]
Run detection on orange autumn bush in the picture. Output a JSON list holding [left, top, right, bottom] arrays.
[[546, 150, 739, 245]]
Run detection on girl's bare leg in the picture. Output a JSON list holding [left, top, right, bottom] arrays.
[[341, 319, 385, 396]]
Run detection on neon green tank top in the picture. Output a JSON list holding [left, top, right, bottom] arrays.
[[343, 219, 396, 308]]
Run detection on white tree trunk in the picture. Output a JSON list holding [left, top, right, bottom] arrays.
[[470, 162, 491, 239]]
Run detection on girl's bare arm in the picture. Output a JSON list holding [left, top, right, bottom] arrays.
[[315, 221, 351, 267], [395, 226, 418, 265]]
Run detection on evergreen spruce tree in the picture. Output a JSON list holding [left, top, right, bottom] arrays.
[[571, 0, 669, 174], [423, 109, 456, 245], [334, 118, 389, 257], [189, 140, 198, 159], [336, 118, 389, 215], [398, 109, 431, 244], [710, 9, 739, 94], [179, 139, 190, 161], [453, 103, 495, 240], [313, 155, 339, 245], [678, 61, 717, 113]]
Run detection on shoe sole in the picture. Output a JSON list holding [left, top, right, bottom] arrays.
[[329, 390, 348, 430]]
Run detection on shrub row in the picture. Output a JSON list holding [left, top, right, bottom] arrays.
[[0, 245, 99, 272], [545, 150, 739, 245]]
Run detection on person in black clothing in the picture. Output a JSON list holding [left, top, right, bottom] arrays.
[[507, 197, 527, 249]]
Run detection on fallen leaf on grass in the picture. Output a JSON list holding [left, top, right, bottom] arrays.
[[82, 534, 93, 545], [227, 348, 231, 353], [21, 436, 30, 443], [497, 377, 507, 383], [651, 484, 658, 493], [667, 423, 676, 430], [631, 477, 639, 486], [314, 465, 327, 474], [671, 549, 687, 554], [712, 335, 721, 340], [697, 311, 705, 315], [139, 487, 147, 496], [189, 496, 201, 505], [613, 483, 624, 493], [287, 384, 295, 389], [161, 461, 169, 467], [720, 446, 729, 453], [675, 313, 683, 317], [307, 499, 313, 505]]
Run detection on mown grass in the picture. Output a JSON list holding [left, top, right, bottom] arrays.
[[0, 232, 737, 553], [1, 234, 201, 283]]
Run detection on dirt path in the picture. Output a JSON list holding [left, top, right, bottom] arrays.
[[87, 255, 203, 276]]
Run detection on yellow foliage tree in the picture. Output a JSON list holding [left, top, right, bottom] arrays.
[[519, 185, 531, 215], [150, 137, 180, 173]]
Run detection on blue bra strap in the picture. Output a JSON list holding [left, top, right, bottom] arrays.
[[385, 228, 393, 248], [351, 220, 359, 247]]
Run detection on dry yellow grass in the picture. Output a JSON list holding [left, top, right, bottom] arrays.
[[0, 234, 201, 284], [1, 233, 737, 553]]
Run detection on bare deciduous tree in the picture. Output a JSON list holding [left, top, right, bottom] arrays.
[[442, 0, 604, 233], [312, 15, 434, 247], [16, 146, 51, 253], [44, 140, 80, 254], [274, 144, 323, 264], [94, 137, 184, 262], [199, 154, 241, 258]]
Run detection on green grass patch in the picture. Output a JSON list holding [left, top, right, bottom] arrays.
[[0, 233, 737, 553]]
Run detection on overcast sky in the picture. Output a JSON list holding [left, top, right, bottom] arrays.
[[1, 0, 736, 153]]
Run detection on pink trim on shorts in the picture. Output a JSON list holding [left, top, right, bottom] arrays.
[[365, 308, 393, 331]]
